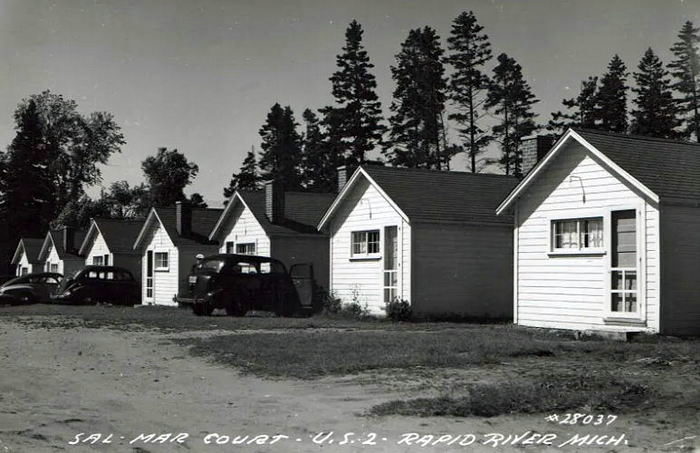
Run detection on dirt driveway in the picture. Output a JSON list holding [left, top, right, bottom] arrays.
[[0, 310, 697, 453]]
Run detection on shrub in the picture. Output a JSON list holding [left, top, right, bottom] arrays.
[[318, 288, 342, 314], [385, 299, 412, 321]]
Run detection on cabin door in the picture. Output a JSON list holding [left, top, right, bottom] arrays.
[[609, 210, 638, 317], [383, 226, 399, 303], [145, 250, 154, 303]]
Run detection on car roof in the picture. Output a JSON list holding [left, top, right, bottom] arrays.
[[80, 265, 133, 273], [204, 253, 284, 265]]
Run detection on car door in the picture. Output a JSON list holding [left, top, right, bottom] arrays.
[[289, 263, 314, 311]]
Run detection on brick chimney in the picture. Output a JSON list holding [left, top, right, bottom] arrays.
[[175, 201, 192, 236], [62, 227, 74, 253], [337, 166, 348, 193], [521, 135, 555, 177], [265, 180, 285, 224]]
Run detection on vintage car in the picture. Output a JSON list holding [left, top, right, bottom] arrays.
[[0, 272, 63, 305], [176, 254, 315, 317], [52, 266, 140, 306]]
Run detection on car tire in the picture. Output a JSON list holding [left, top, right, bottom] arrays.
[[192, 303, 213, 316]]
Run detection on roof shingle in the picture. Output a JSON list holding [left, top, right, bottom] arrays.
[[360, 166, 518, 225], [238, 191, 335, 236]]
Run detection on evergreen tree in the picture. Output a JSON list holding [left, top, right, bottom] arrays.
[[630, 48, 680, 138], [485, 53, 539, 177], [669, 20, 700, 141], [300, 109, 337, 192], [327, 20, 386, 166], [446, 11, 492, 173], [223, 148, 260, 198], [596, 55, 629, 133], [0, 99, 54, 238], [548, 76, 598, 136], [258, 103, 303, 189], [384, 27, 450, 169], [141, 147, 199, 207]]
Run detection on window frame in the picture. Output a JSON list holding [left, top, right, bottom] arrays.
[[350, 229, 381, 260], [236, 242, 257, 255], [549, 216, 605, 255], [154, 251, 169, 271]]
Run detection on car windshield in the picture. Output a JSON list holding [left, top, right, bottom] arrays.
[[230, 260, 285, 274]]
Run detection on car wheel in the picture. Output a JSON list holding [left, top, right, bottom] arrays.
[[192, 303, 212, 316]]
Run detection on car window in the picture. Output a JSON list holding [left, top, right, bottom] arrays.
[[198, 259, 225, 272], [87, 271, 99, 279], [45, 276, 60, 284]]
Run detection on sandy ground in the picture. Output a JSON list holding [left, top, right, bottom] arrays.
[[0, 317, 698, 453]]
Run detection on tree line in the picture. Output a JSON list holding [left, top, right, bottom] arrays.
[[225, 15, 700, 195]]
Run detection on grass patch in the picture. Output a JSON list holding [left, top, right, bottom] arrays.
[[179, 329, 559, 379], [370, 372, 650, 417]]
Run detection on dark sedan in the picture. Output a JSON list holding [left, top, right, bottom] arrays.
[[0, 272, 63, 305], [52, 266, 140, 306], [175, 254, 315, 317]]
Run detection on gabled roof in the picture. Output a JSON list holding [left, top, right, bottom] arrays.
[[319, 165, 518, 229], [497, 128, 700, 213], [79, 218, 146, 256], [133, 206, 223, 250], [210, 190, 335, 240], [39, 228, 86, 261], [11, 238, 44, 265]]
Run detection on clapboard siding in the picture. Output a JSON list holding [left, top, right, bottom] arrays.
[[516, 140, 659, 332], [218, 203, 271, 256], [411, 223, 512, 318], [330, 178, 410, 314], [660, 204, 700, 335], [141, 223, 179, 306], [16, 252, 33, 275], [84, 233, 111, 265], [43, 244, 60, 274]]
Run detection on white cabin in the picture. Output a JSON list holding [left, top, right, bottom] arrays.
[[209, 183, 334, 291], [498, 128, 700, 336], [37, 228, 86, 277], [79, 218, 145, 283], [133, 203, 221, 306], [11, 238, 44, 276], [319, 166, 517, 317]]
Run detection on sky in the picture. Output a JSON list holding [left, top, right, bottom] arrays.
[[1, 0, 699, 207]]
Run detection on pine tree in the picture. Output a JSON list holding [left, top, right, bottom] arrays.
[[485, 53, 539, 177], [596, 55, 629, 133], [630, 48, 680, 138], [384, 27, 450, 170], [327, 20, 386, 166], [300, 109, 338, 192], [258, 103, 303, 189], [548, 76, 598, 136], [223, 148, 260, 198], [446, 11, 492, 173], [669, 20, 700, 141]]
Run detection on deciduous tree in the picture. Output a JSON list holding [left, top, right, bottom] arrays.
[[141, 148, 199, 207]]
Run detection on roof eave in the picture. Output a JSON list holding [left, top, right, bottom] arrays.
[[496, 128, 660, 215]]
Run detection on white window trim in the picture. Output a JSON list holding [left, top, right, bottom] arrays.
[[154, 251, 170, 272], [349, 229, 381, 260], [604, 204, 646, 322], [236, 242, 257, 255], [547, 210, 606, 256]]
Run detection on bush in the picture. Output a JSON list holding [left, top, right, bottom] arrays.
[[318, 288, 342, 314], [385, 299, 412, 321], [340, 301, 370, 318]]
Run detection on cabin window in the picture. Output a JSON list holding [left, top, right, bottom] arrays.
[[92, 256, 104, 266], [351, 230, 380, 258], [225, 241, 234, 254], [154, 252, 169, 271], [551, 217, 603, 251], [236, 243, 256, 255], [50, 264, 58, 273]]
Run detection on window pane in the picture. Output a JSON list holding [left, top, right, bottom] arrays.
[[582, 218, 603, 248], [625, 292, 637, 312], [612, 271, 623, 290], [611, 293, 624, 312], [367, 231, 380, 253], [625, 271, 637, 290]]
